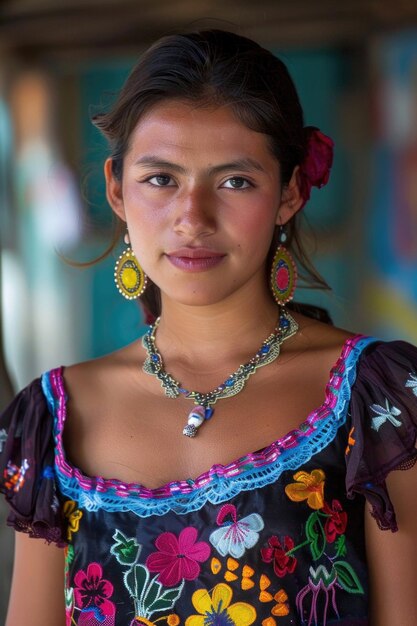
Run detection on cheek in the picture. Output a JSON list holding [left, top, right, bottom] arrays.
[[234, 209, 277, 251]]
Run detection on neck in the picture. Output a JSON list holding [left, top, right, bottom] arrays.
[[153, 281, 281, 371]]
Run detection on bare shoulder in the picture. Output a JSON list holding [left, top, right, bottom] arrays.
[[60, 339, 149, 477], [63, 339, 144, 404], [287, 309, 357, 361]]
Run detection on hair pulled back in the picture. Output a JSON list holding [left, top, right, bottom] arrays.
[[92, 29, 330, 318]]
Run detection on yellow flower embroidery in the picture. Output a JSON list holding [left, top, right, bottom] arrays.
[[285, 469, 326, 510], [185, 582, 256, 626], [63, 500, 83, 541]]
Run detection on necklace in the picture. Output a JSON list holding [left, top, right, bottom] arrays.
[[142, 307, 298, 437]]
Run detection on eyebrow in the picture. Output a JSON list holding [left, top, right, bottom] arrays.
[[133, 155, 266, 175]]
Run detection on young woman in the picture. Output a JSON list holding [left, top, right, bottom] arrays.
[[1, 30, 417, 626]]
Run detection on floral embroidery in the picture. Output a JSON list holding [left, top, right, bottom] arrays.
[[64, 546, 75, 626], [241, 565, 255, 590], [110, 529, 141, 565], [272, 588, 289, 616], [296, 563, 363, 626], [405, 372, 417, 396], [284, 469, 325, 510], [109, 531, 184, 622], [124, 564, 184, 622], [209, 504, 264, 558], [185, 582, 256, 626], [224, 562, 238, 582], [345, 426, 355, 455], [3, 458, 29, 492], [0, 428, 7, 453], [131, 617, 180, 626], [63, 500, 83, 541], [73, 562, 115, 620], [277, 468, 364, 625], [261, 536, 297, 577], [296, 565, 339, 625], [323, 500, 348, 543], [370, 399, 402, 431], [146, 527, 210, 587]]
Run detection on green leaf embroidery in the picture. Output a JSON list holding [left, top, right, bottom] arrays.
[[335, 534, 347, 558], [306, 512, 327, 561], [65, 544, 74, 566], [146, 581, 184, 613], [124, 563, 149, 598], [136, 575, 184, 618], [147, 598, 174, 612], [334, 560, 364, 594], [160, 587, 184, 602], [111, 529, 141, 565], [143, 577, 162, 608]]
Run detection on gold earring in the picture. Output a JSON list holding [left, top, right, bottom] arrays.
[[114, 232, 148, 300]]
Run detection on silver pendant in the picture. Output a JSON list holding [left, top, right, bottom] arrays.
[[182, 406, 205, 438]]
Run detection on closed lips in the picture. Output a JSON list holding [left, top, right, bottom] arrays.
[[165, 249, 226, 271], [166, 248, 225, 258]]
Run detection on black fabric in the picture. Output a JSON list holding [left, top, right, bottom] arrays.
[[0, 379, 66, 545], [346, 341, 417, 531]]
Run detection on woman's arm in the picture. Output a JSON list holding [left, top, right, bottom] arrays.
[[365, 461, 417, 626], [6, 532, 66, 626]]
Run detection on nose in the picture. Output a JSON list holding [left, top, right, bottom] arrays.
[[173, 186, 216, 239]]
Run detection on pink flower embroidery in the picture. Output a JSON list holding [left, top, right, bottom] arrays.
[[146, 527, 210, 587], [74, 563, 115, 617]]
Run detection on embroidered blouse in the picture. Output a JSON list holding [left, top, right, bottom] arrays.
[[1, 336, 417, 626]]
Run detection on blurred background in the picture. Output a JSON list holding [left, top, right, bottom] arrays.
[[1, 0, 417, 620]]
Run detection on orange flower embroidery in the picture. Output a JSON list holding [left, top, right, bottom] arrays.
[[285, 469, 325, 510], [272, 589, 290, 616], [345, 427, 355, 455]]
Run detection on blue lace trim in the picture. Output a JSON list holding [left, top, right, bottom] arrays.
[[43, 336, 377, 517]]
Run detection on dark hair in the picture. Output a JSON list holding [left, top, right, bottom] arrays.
[[92, 29, 330, 318]]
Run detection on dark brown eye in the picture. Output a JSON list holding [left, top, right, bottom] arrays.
[[147, 174, 174, 186], [223, 177, 250, 189]]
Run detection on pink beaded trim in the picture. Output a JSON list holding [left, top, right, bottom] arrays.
[[50, 335, 365, 501]]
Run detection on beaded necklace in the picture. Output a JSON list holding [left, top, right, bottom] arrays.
[[142, 307, 298, 437]]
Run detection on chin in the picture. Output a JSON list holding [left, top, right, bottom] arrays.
[[162, 286, 234, 308]]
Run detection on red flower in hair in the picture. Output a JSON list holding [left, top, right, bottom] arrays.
[[299, 127, 334, 208]]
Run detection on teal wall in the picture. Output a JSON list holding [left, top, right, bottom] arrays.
[[79, 61, 146, 357]]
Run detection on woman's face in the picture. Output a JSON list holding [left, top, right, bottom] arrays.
[[106, 100, 298, 308]]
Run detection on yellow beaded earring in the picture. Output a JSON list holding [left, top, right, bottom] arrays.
[[114, 232, 148, 300]]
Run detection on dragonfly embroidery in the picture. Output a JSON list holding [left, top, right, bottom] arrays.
[[0, 429, 7, 453], [405, 372, 417, 397], [370, 399, 402, 432]]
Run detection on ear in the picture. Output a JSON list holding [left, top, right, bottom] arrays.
[[104, 158, 126, 222], [276, 165, 304, 226]]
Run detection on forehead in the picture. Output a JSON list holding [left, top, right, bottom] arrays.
[[125, 100, 277, 164]]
